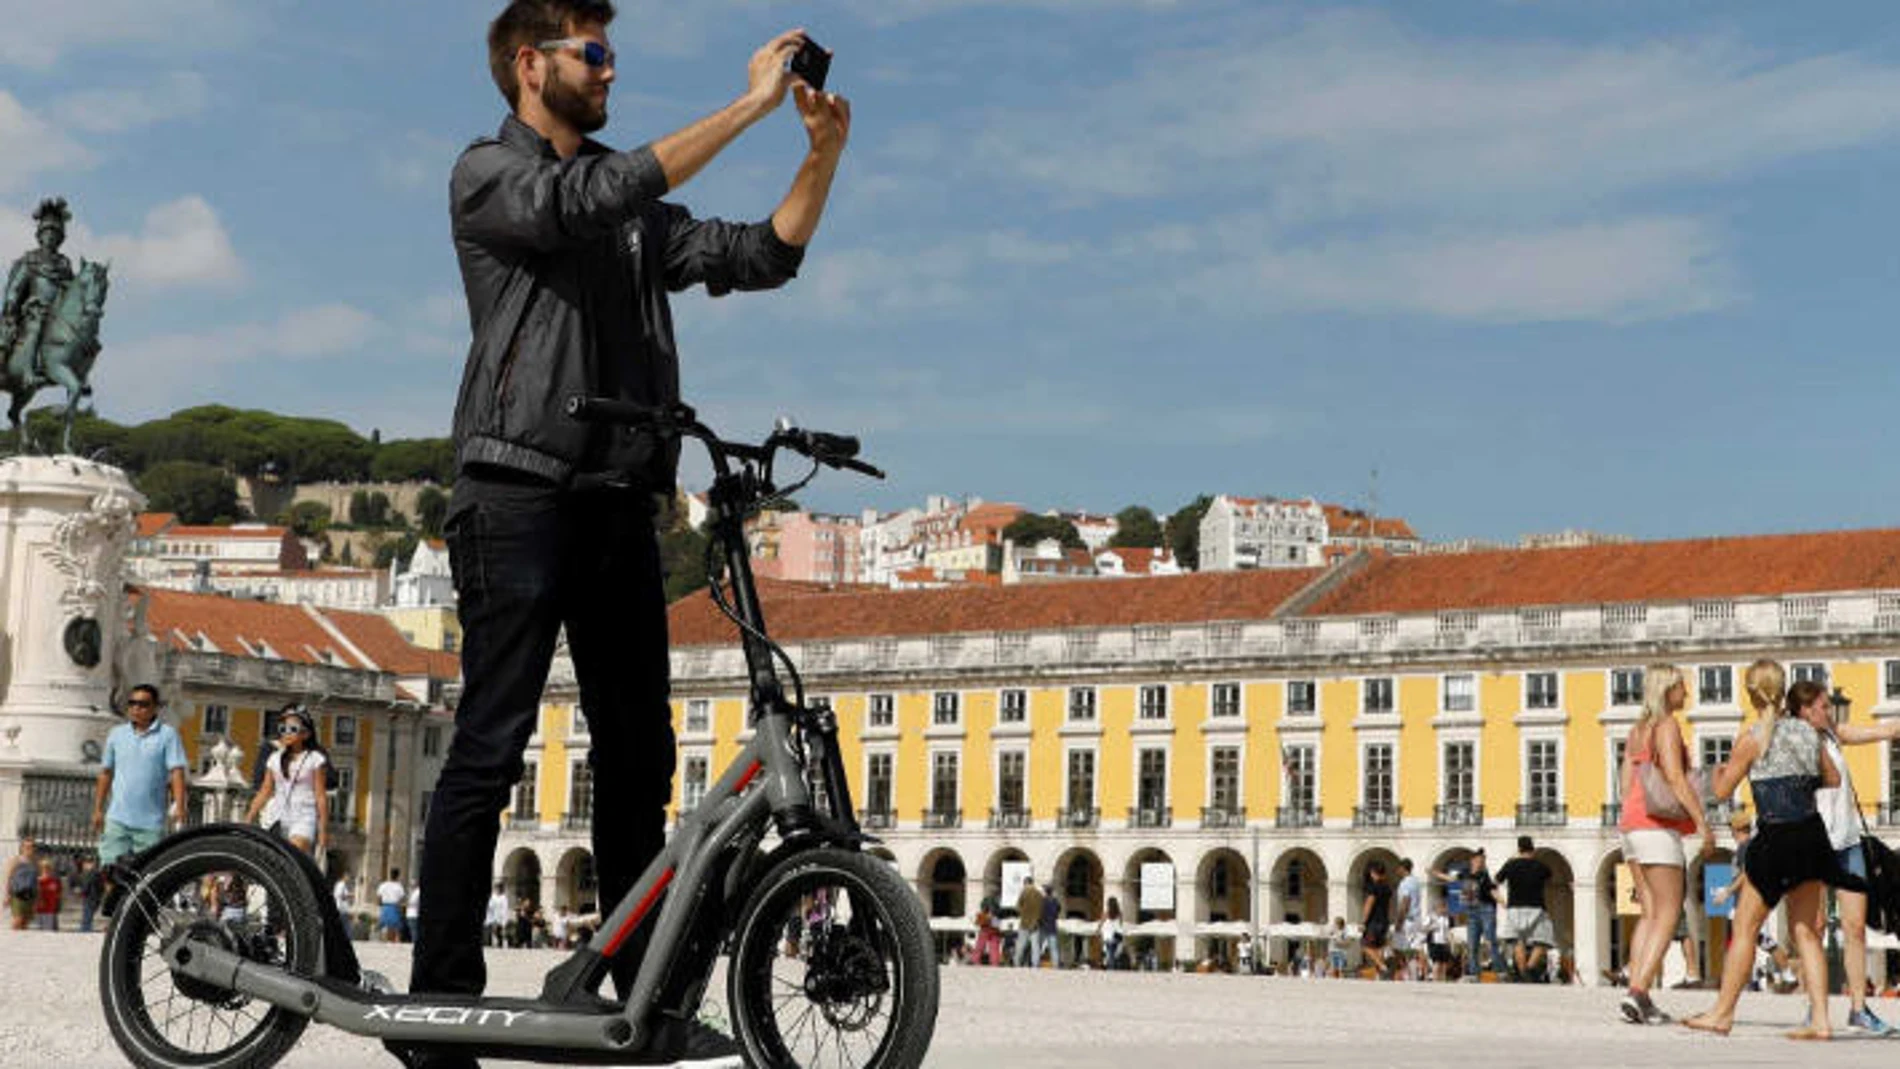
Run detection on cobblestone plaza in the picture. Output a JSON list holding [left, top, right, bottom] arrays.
[[5, 929, 1895, 1067]]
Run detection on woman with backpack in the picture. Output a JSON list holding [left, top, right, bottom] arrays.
[[1617, 663, 1715, 1025], [242, 705, 331, 856]]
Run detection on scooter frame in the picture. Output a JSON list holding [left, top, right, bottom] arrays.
[[114, 398, 893, 1064]]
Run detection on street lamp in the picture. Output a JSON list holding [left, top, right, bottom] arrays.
[[1829, 686, 1852, 726]]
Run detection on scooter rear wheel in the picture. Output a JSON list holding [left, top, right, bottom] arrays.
[[727, 847, 939, 1068], [98, 833, 323, 1069]]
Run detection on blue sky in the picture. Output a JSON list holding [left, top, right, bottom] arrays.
[[6, 1, 1900, 544]]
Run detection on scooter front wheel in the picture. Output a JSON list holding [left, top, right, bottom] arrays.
[[727, 847, 939, 1069], [98, 833, 323, 1069]]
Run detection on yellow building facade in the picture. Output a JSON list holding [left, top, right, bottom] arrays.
[[496, 530, 1900, 984]]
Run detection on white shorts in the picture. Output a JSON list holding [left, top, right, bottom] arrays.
[[1505, 907, 1554, 948], [1621, 828, 1685, 868]]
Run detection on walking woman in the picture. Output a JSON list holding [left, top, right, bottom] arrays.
[[1618, 664, 1715, 1024], [1683, 667, 1845, 1040], [1361, 861, 1395, 978], [1794, 683, 1900, 1034], [243, 705, 331, 857]]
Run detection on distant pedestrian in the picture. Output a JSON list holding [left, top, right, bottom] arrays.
[[91, 685, 188, 865], [1495, 836, 1555, 982], [1684, 670, 1851, 1040], [1424, 900, 1454, 982], [1014, 879, 1043, 967], [1036, 883, 1061, 968], [1360, 861, 1394, 978], [485, 882, 511, 948], [6, 835, 39, 930], [33, 860, 61, 930], [1617, 664, 1714, 1024], [1327, 917, 1353, 979], [1394, 859, 1426, 979], [1099, 896, 1126, 970], [971, 894, 1004, 966], [376, 869, 406, 942], [1797, 673, 1900, 1035], [242, 705, 331, 857], [71, 855, 103, 933]]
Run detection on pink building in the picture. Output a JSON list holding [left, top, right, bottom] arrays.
[[750, 512, 862, 584]]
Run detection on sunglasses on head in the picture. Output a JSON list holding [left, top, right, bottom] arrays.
[[538, 38, 615, 69]]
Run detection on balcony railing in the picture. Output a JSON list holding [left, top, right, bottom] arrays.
[[1432, 803, 1483, 828], [562, 813, 593, 832], [860, 808, 895, 830], [923, 807, 962, 830], [1057, 806, 1098, 830], [1353, 805, 1400, 828], [1515, 804, 1567, 828], [1276, 805, 1321, 829], [1201, 806, 1246, 830], [988, 807, 1030, 830], [1128, 806, 1173, 829], [1878, 802, 1900, 827], [507, 812, 540, 830], [1601, 803, 1622, 828]]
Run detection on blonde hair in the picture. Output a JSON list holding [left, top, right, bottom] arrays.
[[1745, 659, 1788, 754], [1744, 659, 1785, 717], [1639, 664, 1685, 726]]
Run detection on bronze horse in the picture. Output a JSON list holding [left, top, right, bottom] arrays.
[[3, 259, 109, 453]]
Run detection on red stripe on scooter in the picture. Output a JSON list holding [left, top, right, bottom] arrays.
[[602, 867, 674, 958], [733, 761, 763, 791]]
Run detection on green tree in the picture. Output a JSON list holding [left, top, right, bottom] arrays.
[[375, 532, 421, 570], [279, 501, 332, 539], [370, 438, 456, 484], [138, 461, 240, 524], [416, 486, 449, 538], [1002, 513, 1084, 550], [348, 490, 393, 528], [23, 406, 129, 460], [339, 540, 355, 566], [1165, 495, 1214, 571], [661, 524, 712, 601], [1108, 505, 1164, 549]]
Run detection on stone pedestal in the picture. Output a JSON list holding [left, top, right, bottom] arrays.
[[0, 455, 144, 858]]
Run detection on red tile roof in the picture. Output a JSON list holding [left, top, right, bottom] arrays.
[[1300, 528, 1900, 616], [670, 566, 1326, 645], [143, 588, 365, 667], [1322, 505, 1417, 541], [136, 513, 176, 538], [1100, 547, 1176, 574], [319, 608, 460, 680], [164, 524, 288, 541]]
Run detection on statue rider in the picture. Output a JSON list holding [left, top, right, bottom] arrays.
[[0, 197, 76, 382]]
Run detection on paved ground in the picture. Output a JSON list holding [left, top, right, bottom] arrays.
[[5, 928, 1896, 1067]]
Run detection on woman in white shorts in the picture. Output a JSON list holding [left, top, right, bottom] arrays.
[[1616, 664, 1714, 1025], [243, 706, 331, 856]]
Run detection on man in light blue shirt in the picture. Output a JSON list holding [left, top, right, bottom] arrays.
[[91, 684, 188, 863]]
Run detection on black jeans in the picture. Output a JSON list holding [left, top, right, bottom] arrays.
[[411, 481, 675, 998]]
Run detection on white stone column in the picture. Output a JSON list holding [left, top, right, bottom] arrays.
[[1573, 878, 1603, 987], [1173, 870, 1200, 967], [0, 457, 143, 858]]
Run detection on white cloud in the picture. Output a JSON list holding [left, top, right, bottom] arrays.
[[50, 73, 210, 135], [376, 131, 460, 193], [0, 1, 259, 69], [970, 14, 1900, 217], [76, 197, 243, 291], [0, 195, 243, 292], [99, 303, 378, 408], [0, 92, 93, 194], [790, 230, 1080, 319]]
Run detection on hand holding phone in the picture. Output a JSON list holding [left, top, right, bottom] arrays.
[[789, 34, 831, 91]]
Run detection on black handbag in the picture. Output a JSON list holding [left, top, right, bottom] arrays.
[[1843, 751, 1900, 931]]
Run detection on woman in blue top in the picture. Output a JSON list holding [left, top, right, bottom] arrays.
[[1683, 668, 1848, 1040]]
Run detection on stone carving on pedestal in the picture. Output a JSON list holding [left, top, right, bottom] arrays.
[[39, 484, 137, 667]]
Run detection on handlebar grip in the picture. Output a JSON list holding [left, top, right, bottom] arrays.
[[565, 396, 695, 428], [806, 431, 860, 459], [840, 456, 886, 479]]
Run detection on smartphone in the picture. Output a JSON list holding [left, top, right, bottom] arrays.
[[789, 35, 831, 92]]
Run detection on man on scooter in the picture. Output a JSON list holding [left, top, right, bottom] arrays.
[[410, 4, 850, 1066]]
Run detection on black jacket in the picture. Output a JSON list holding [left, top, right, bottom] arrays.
[[448, 116, 805, 488]]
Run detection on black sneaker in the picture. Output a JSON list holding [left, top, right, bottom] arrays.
[[647, 1017, 742, 1068]]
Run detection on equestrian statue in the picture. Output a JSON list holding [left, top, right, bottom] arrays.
[[1, 197, 111, 454]]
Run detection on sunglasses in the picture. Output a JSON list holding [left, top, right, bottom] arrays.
[[277, 722, 309, 736], [538, 38, 615, 69], [126, 698, 155, 709]]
